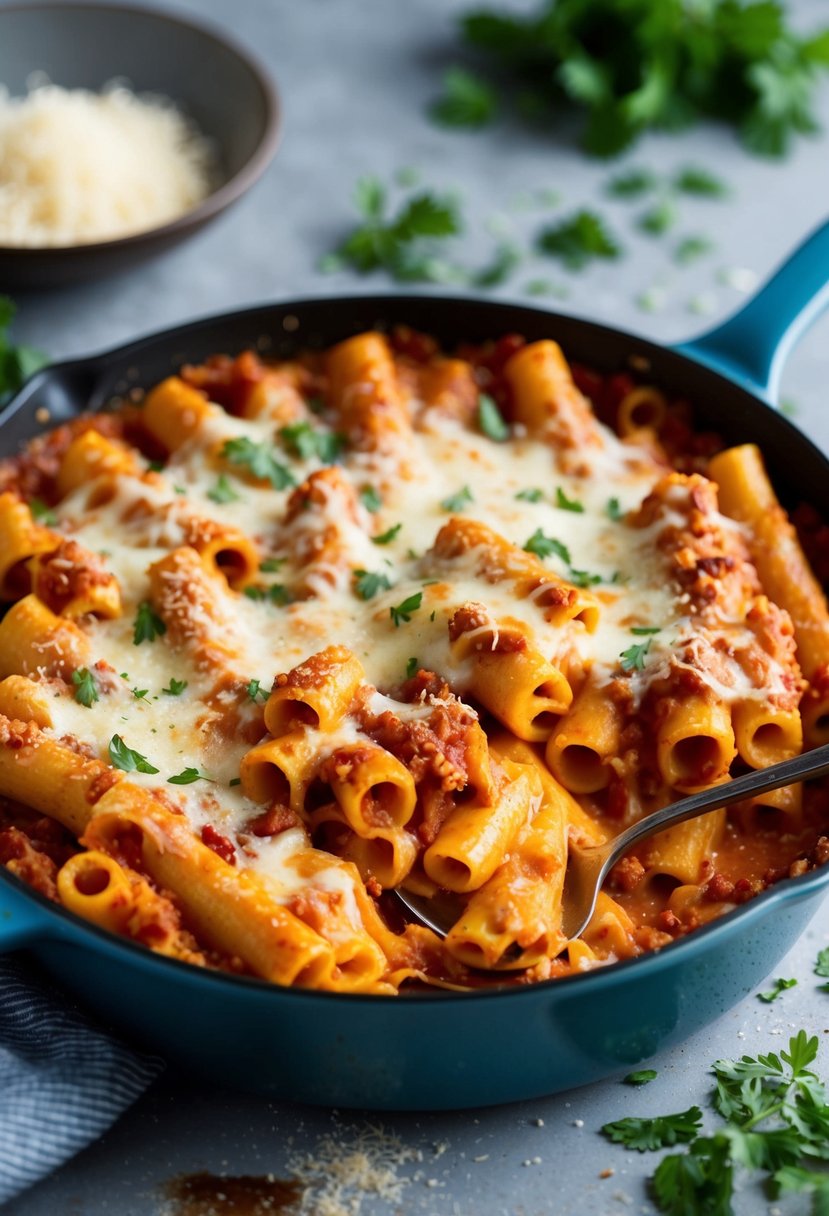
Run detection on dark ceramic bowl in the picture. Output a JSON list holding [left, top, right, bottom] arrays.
[[0, 1, 280, 289]]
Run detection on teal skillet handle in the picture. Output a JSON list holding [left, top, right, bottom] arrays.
[[676, 217, 829, 404], [0, 881, 55, 952]]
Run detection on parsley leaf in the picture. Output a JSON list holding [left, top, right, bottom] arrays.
[[29, 498, 57, 526], [221, 437, 296, 490], [537, 211, 621, 270], [674, 235, 716, 265], [168, 767, 213, 785], [390, 591, 423, 627], [246, 678, 267, 702], [620, 639, 652, 671], [638, 199, 677, 236], [606, 497, 623, 521], [0, 297, 47, 406], [602, 1106, 703, 1152], [244, 584, 292, 606], [759, 977, 798, 1003], [162, 678, 188, 696], [568, 568, 603, 588], [108, 734, 159, 774], [516, 487, 544, 503], [524, 529, 570, 564], [631, 626, 660, 636], [133, 602, 166, 646], [674, 167, 729, 197], [478, 393, 510, 441], [430, 66, 497, 128], [360, 486, 383, 513], [335, 179, 461, 282], [816, 947, 829, 979], [353, 568, 393, 601], [441, 485, 474, 512], [606, 168, 658, 198], [259, 558, 285, 573], [555, 486, 584, 513], [280, 422, 346, 465], [625, 1069, 658, 1086], [373, 523, 402, 545], [71, 668, 99, 708], [206, 474, 242, 504], [406, 657, 419, 679]]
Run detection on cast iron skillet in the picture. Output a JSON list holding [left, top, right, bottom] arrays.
[[0, 221, 828, 1111]]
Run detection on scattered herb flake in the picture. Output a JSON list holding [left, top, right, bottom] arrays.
[[353, 568, 393, 601], [606, 168, 658, 198], [280, 422, 346, 464], [478, 393, 510, 441], [638, 199, 677, 236], [206, 474, 242, 504], [524, 529, 570, 564], [606, 497, 623, 521], [259, 558, 285, 573], [29, 498, 57, 526], [631, 626, 660, 636], [815, 947, 829, 978], [675, 235, 715, 265], [624, 1069, 658, 1086], [360, 486, 383, 513], [555, 486, 584, 512], [516, 487, 544, 502], [390, 591, 423, 627], [168, 767, 214, 785], [133, 602, 166, 646], [537, 210, 621, 270], [620, 639, 652, 671], [568, 567, 603, 588], [674, 167, 728, 197], [108, 734, 159, 775], [0, 296, 47, 405], [373, 523, 402, 545], [758, 977, 798, 1003], [430, 66, 498, 128], [441, 485, 475, 512], [246, 679, 267, 702], [71, 668, 98, 708], [162, 678, 188, 697], [222, 437, 296, 491], [406, 656, 419, 679]]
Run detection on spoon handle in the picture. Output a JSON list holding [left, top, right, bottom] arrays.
[[609, 741, 829, 864]]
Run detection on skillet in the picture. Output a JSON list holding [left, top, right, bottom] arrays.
[[0, 219, 828, 1110]]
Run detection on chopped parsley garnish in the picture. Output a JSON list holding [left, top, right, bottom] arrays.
[[133, 602, 166, 645], [244, 584, 292, 606], [815, 946, 829, 980], [279, 422, 346, 464], [603, 1029, 829, 1215], [606, 497, 623, 521], [333, 177, 461, 281], [207, 474, 242, 504], [71, 668, 98, 708], [173, 485, 187, 495], [477, 393, 510, 441], [246, 679, 267, 702], [372, 523, 402, 545], [390, 592, 423, 627], [624, 1069, 658, 1086], [440, 485, 474, 512], [631, 626, 660, 636], [353, 568, 393, 601], [406, 657, 419, 679], [516, 487, 544, 503], [555, 487, 584, 513], [523, 529, 570, 564], [29, 498, 57, 526], [168, 767, 214, 785], [430, 66, 497, 127], [606, 168, 658, 198], [602, 1106, 703, 1152], [221, 437, 296, 490], [259, 558, 285, 573], [674, 166, 728, 197], [131, 687, 149, 700], [675, 235, 715, 266], [360, 486, 383, 513], [162, 678, 188, 697], [638, 199, 677, 237], [758, 977, 798, 1003], [108, 734, 159, 774], [620, 639, 652, 671], [568, 568, 603, 588], [537, 211, 621, 271], [147, 459, 165, 473], [229, 777, 241, 787]]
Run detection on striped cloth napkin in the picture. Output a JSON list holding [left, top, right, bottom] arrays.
[[0, 955, 164, 1204]]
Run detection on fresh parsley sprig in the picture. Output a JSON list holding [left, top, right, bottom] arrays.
[[71, 668, 99, 708], [430, 66, 497, 127], [133, 602, 166, 646], [221, 437, 296, 491], [537, 210, 622, 270], [108, 735, 159, 774], [390, 592, 423, 627]]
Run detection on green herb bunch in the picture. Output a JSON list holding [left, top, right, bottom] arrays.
[[0, 297, 46, 405], [440, 0, 829, 156]]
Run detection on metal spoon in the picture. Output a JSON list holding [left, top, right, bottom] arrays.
[[394, 743, 829, 949]]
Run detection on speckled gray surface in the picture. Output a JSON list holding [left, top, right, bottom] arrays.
[[3, 0, 829, 1212]]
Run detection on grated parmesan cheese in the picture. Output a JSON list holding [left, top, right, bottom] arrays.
[[288, 1123, 419, 1216], [0, 80, 217, 246]]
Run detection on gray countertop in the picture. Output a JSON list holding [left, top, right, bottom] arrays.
[[4, 0, 829, 1212]]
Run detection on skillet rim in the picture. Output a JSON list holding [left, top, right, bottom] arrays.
[[1, 290, 828, 1005]]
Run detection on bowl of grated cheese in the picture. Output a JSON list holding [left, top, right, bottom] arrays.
[[0, 1, 280, 288]]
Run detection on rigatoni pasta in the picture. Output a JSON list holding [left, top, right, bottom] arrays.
[[0, 329, 827, 994]]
